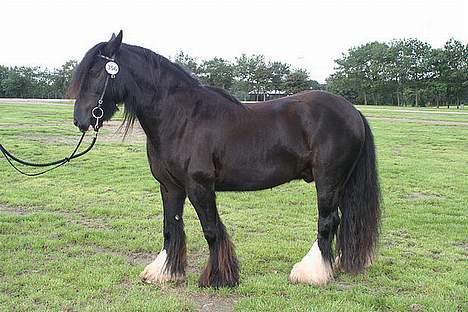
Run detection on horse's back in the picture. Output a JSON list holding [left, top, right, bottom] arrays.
[[244, 90, 364, 143]]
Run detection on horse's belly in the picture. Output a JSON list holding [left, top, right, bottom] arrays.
[[214, 126, 312, 191], [214, 163, 301, 191]]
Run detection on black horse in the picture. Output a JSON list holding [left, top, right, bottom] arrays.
[[69, 31, 381, 288]]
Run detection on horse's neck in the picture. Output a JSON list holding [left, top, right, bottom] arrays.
[[126, 55, 200, 142]]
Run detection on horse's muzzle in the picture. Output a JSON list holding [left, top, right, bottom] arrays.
[[73, 117, 90, 133]]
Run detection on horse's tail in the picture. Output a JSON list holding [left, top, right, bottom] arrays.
[[337, 111, 381, 273]]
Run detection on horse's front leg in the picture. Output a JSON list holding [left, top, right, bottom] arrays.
[[140, 184, 187, 283], [187, 176, 239, 288]]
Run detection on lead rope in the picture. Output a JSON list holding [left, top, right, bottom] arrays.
[[0, 53, 118, 177], [0, 131, 98, 176]]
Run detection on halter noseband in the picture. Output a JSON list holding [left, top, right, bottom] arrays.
[[92, 53, 119, 131]]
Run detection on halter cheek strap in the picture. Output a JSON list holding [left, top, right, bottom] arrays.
[[92, 53, 119, 131]]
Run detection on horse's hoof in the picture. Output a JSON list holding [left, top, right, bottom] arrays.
[[289, 241, 333, 286], [140, 250, 184, 283]]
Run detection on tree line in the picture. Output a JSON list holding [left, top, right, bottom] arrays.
[[0, 53, 318, 101], [0, 60, 77, 99], [0, 38, 466, 106], [172, 51, 322, 101], [327, 38, 467, 107]]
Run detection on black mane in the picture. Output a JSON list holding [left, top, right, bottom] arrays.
[[69, 43, 242, 106], [69, 41, 244, 135], [168, 60, 201, 85], [205, 86, 241, 104], [164, 58, 241, 105]]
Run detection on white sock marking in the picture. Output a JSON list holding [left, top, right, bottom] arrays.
[[140, 249, 183, 283], [289, 240, 333, 286]]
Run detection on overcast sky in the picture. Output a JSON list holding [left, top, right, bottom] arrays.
[[1, 0, 466, 82]]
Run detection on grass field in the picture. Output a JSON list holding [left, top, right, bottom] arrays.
[[0, 102, 467, 311]]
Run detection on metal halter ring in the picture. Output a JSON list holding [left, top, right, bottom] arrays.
[[92, 106, 104, 119]]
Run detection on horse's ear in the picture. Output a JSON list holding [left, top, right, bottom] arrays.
[[110, 33, 116, 40], [104, 30, 123, 56]]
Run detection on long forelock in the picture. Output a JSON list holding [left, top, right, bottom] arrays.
[[66, 42, 106, 98]]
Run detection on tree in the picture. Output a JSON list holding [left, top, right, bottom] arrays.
[[0, 65, 10, 97], [329, 42, 393, 104], [425, 48, 448, 107], [442, 39, 468, 106], [389, 39, 432, 106], [0, 60, 77, 99], [54, 60, 77, 98], [2, 66, 34, 98], [326, 38, 466, 106], [234, 54, 270, 100], [199, 57, 234, 89], [284, 69, 315, 95], [174, 51, 199, 75], [230, 80, 250, 101], [326, 71, 360, 103], [268, 61, 290, 93]]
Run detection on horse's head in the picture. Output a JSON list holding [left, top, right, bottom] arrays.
[[69, 31, 124, 132]]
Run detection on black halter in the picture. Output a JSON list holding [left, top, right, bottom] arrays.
[[0, 53, 117, 176], [92, 53, 118, 131]]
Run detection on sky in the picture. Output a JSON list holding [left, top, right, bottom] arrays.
[[1, 0, 466, 83]]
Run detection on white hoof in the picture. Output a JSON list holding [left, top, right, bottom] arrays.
[[289, 241, 333, 286], [140, 250, 183, 283]]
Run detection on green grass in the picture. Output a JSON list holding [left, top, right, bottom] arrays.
[[1, 103, 467, 311]]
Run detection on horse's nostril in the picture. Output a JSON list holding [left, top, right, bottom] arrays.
[[73, 118, 79, 127]]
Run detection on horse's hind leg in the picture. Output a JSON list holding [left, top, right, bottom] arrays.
[[289, 173, 340, 286], [140, 184, 187, 283], [187, 177, 239, 288]]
